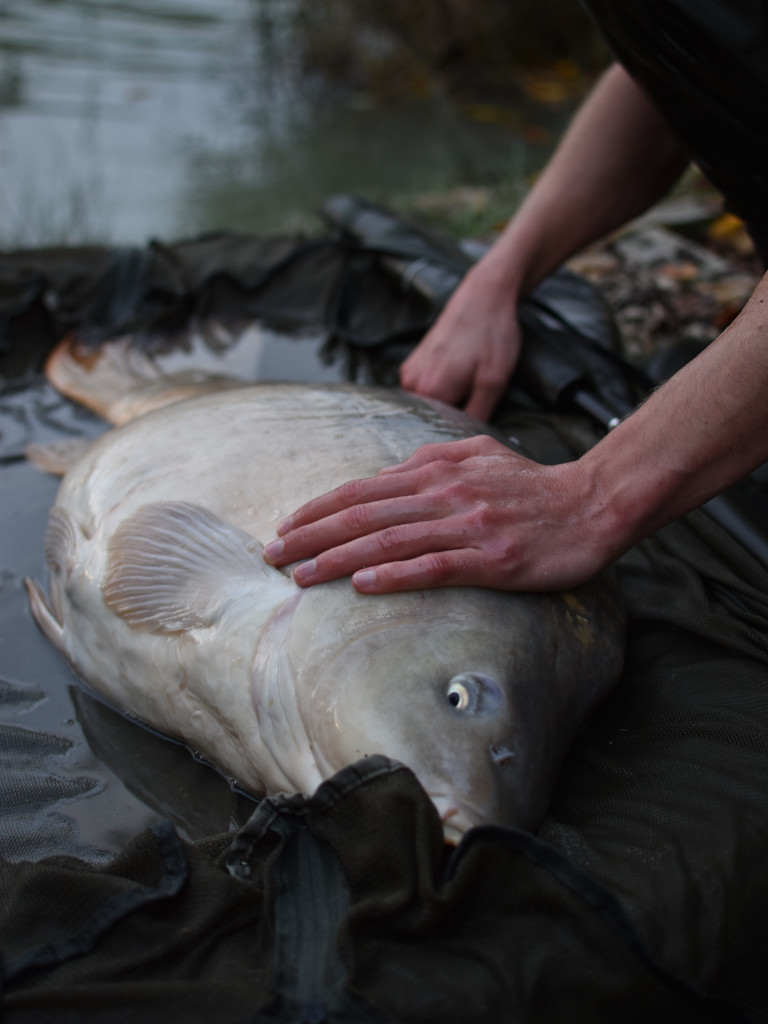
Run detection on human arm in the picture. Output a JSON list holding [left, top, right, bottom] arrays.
[[262, 61, 768, 594], [263, 271, 768, 592], [400, 62, 691, 420]]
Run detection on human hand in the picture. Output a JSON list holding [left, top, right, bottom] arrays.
[[262, 435, 612, 594], [399, 269, 523, 422]]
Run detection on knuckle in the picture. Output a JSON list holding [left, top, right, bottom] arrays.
[[440, 480, 471, 507], [374, 524, 403, 554], [335, 479, 376, 512], [337, 478, 366, 505], [496, 535, 524, 569], [342, 502, 373, 532], [425, 552, 457, 585], [471, 433, 499, 453], [464, 505, 492, 534]]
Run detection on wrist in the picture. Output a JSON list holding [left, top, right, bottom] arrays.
[[554, 435, 664, 575], [571, 412, 693, 564], [464, 236, 542, 311], [555, 455, 632, 571]]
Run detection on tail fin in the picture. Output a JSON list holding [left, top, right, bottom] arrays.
[[46, 334, 243, 426], [45, 334, 162, 424]]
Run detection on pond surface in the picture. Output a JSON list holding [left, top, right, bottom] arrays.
[[1, 0, 574, 248]]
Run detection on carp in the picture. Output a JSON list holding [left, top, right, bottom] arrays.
[[27, 338, 624, 841]]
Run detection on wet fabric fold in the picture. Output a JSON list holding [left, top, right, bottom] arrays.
[[0, 752, 755, 1023]]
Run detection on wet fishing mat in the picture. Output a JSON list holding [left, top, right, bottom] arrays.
[[2, 222, 768, 1022]]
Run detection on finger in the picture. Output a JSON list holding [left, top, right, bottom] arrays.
[[401, 373, 469, 410], [398, 342, 452, 392], [351, 549, 498, 593], [398, 353, 426, 393], [276, 470, 421, 534], [265, 493, 442, 567], [288, 517, 472, 587], [399, 346, 473, 408], [463, 376, 506, 423], [377, 437, 490, 476]]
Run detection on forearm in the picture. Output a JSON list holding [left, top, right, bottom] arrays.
[[577, 272, 768, 562], [473, 63, 690, 302], [399, 64, 689, 420], [265, 276, 768, 593], [273, 70, 767, 595]]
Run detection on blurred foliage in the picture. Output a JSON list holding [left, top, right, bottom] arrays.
[[294, 0, 609, 102], [392, 183, 527, 241]]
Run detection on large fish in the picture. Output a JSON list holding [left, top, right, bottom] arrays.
[[26, 339, 625, 841]]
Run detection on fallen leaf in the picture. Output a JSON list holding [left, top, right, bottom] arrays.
[[708, 213, 745, 239], [707, 212, 756, 256], [462, 103, 522, 128], [521, 77, 572, 104], [658, 261, 699, 282], [521, 124, 553, 145]]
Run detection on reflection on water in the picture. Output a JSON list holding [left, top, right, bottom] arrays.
[[1, 0, 563, 247], [1, 0, 271, 244]]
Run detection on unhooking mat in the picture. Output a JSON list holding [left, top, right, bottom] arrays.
[[2, 207, 768, 1023]]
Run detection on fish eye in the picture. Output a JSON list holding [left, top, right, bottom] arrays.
[[447, 678, 473, 711], [446, 672, 502, 715]]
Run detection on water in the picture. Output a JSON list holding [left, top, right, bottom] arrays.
[[0, 0, 566, 248]]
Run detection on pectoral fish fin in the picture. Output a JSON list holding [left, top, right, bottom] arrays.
[[44, 507, 80, 622], [45, 507, 79, 574], [103, 501, 288, 633], [25, 578, 65, 650]]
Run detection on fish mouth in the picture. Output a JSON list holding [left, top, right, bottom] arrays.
[[429, 794, 482, 845]]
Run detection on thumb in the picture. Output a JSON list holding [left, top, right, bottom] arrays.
[[463, 377, 506, 422]]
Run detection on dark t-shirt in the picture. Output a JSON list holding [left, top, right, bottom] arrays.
[[583, 0, 768, 262]]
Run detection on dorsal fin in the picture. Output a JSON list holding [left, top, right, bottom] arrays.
[[103, 501, 293, 633]]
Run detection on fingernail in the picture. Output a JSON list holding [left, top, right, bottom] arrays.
[[293, 559, 316, 583], [262, 539, 283, 562], [353, 569, 377, 588], [277, 516, 293, 536]]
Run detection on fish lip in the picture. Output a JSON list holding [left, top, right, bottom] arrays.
[[429, 794, 482, 844]]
